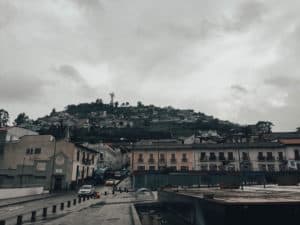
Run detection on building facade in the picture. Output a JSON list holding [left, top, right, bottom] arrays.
[[0, 135, 98, 190], [131, 142, 300, 172]]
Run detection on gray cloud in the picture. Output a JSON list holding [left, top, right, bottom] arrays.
[[54, 64, 84, 82], [1, 0, 300, 130], [231, 85, 248, 94], [0, 72, 45, 101]]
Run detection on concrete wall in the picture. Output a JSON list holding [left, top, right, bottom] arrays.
[[0, 186, 44, 200]]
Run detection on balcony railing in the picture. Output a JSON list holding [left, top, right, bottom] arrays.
[[159, 159, 166, 164], [170, 159, 177, 164], [257, 156, 266, 161], [181, 158, 188, 163], [209, 156, 217, 161], [266, 156, 275, 161], [148, 159, 155, 164], [82, 159, 92, 165], [199, 156, 208, 162], [219, 156, 226, 161]]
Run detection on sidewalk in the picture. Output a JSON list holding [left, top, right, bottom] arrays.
[[0, 193, 57, 208]]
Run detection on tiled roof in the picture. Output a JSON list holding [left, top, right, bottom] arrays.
[[132, 142, 284, 150], [279, 139, 300, 145]]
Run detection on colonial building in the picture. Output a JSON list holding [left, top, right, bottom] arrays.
[[0, 135, 98, 190], [131, 141, 300, 172]]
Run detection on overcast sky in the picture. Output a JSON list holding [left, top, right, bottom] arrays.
[[1, 0, 300, 131]]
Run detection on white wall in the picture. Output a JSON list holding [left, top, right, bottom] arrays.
[[0, 187, 44, 200]]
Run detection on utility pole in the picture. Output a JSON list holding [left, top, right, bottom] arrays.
[[49, 137, 57, 193]]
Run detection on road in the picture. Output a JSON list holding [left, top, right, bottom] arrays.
[[0, 178, 155, 225]]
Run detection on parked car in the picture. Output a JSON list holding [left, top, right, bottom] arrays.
[[105, 179, 116, 186], [78, 185, 95, 197]]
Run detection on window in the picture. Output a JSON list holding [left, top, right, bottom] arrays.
[[169, 166, 177, 171], [200, 152, 206, 161], [259, 164, 267, 171], [100, 153, 104, 160], [278, 152, 284, 161], [34, 148, 41, 154], [209, 152, 216, 161], [267, 164, 275, 172], [137, 166, 145, 171], [148, 154, 155, 164], [180, 166, 189, 171], [138, 154, 144, 163], [242, 152, 249, 161], [258, 152, 264, 161], [201, 164, 208, 171], [77, 151, 80, 161], [182, 153, 187, 162], [159, 154, 166, 163], [170, 153, 176, 163], [266, 152, 274, 161], [219, 152, 225, 161], [228, 152, 234, 161], [26, 148, 31, 154], [295, 150, 300, 160], [209, 164, 217, 171], [149, 166, 156, 171]]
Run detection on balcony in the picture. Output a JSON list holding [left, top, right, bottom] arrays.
[[242, 157, 250, 162], [170, 159, 177, 164], [257, 156, 266, 162], [159, 159, 166, 164], [148, 159, 155, 164], [218, 156, 226, 161], [266, 156, 275, 162], [82, 159, 92, 165], [181, 158, 188, 163], [209, 156, 217, 161], [199, 156, 208, 162]]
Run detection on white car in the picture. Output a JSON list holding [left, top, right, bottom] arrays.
[[78, 185, 95, 197]]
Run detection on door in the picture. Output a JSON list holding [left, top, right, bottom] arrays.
[[54, 176, 63, 191]]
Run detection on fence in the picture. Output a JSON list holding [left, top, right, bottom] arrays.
[[0, 195, 94, 225], [132, 171, 300, 189]]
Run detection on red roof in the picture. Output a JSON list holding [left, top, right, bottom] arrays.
[[279, 139, 300, 145]]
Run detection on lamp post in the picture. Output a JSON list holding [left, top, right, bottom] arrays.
[[49, 137, 57, 193]]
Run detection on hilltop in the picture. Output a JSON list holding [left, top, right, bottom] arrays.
[[13, 99, 271, 143]]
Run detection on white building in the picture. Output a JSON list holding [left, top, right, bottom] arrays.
[[0, 127, 38, 142]]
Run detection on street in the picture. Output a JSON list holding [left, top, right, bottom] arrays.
[[0, 178, 155, 225]]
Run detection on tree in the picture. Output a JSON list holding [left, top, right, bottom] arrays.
[[96, 98, 103, 105], [137, 101, 143, 107], [50, 108, 56, 116], [14, 113, 29, 125], [256, 121, 273, 134], [0, 109, 9, 127]]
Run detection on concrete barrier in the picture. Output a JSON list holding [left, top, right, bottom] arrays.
[[0, 187, 44, 200]]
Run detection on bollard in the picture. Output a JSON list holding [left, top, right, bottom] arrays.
[[60, 202, 64, 211], [31, 211, 37, 222], [16, 215, 22, 225], [0, 220, 5, 225], [73, 199, 77, 205], [78, 197, 81, 203], [83, 196, 86, 202], [52, 205, 57, 213], [43, 208, 47, 218]]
